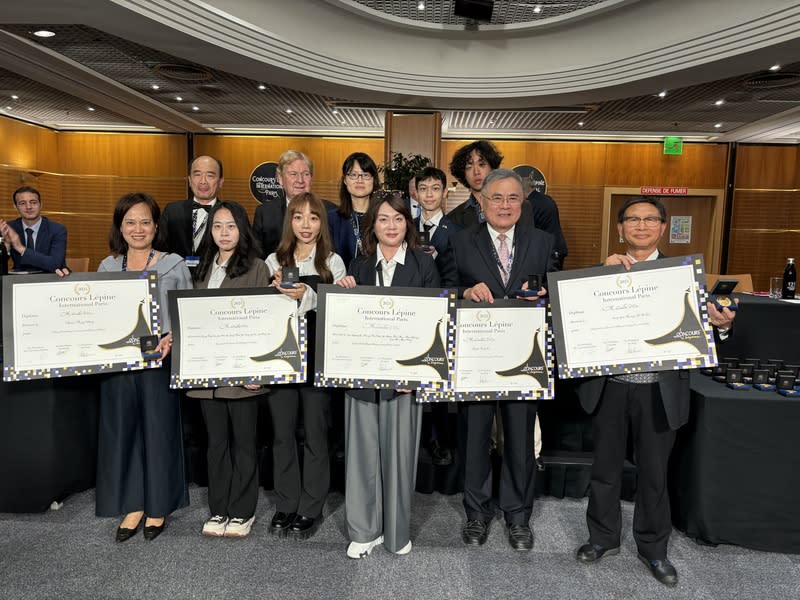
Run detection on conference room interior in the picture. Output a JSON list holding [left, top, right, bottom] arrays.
[[1, 1, 800, 598]]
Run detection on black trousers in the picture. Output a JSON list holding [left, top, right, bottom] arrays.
[[587, 380, 676, 560], [200, 397, 259, 520], [461, 400, 538, 525], [267, 385, 331, 518]]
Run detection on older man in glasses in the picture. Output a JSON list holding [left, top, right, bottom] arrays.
[[441, 168, 559, 552], [1, 186, 67, 272], [574, 196, 736, 588]]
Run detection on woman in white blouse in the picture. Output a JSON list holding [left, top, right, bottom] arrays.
[[265, 192, 346, 539]]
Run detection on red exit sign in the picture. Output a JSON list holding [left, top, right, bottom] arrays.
[[640, 186, 688, 195]]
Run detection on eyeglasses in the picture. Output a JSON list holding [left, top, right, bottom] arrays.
[[346, 172, 374, 181], [622, 216, 663, 227], [482, 194, 522, 205]]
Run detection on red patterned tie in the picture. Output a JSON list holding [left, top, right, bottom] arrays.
[[498, 233, 509, 285]]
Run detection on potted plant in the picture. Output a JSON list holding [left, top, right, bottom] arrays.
[[379, 152, 432, 194]]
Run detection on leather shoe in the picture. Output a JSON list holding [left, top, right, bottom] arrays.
[[143, 520, 165, 541], [115, 518, 142, 543], [507, 523, 534, 551], [288, 514, 322, 539], [576, 543, 620, 563], [638, 555, 678, 587], [269, 511, 297, 536], [461, 519, 490, 546]]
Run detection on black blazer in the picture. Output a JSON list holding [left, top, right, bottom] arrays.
[[346, 247, 440, 402], [252, 198, 286, 260], [159, 199, 196, 258], [8, 216, 67, 272], [441, 222, 558, 298]]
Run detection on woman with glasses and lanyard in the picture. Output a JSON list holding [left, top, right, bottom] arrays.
[[328, 152, 379, 269], [335, 190, 440, 558]]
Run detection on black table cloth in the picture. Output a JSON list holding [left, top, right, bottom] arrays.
[[720, 294, 800, 364]]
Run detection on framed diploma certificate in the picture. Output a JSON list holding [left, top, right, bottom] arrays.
[[420, 300, 554, 402], [315, 284, 456, 390], [3, 272, 161, 381], [169, 288, 306, 389], [548, 254, 718, 379]]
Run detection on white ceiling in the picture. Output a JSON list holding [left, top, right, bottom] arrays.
[[0, 0, 799, 142]]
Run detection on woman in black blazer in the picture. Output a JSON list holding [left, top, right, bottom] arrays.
[[336, 190, 440, 558]]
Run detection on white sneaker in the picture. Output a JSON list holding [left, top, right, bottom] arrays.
[[224, 516, 255, 538], [346, 536, 384, 558], [393, 541, 412, 555], [202, 515, 228, 537]]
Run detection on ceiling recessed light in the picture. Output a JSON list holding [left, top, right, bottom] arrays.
[[87, 107, 95, 112], [332, 110, 339, 115], [175, 96, 183, 102], [417, 1, 425, 9], [340, 120, 346, 125], [658, 91, 667, 98], [714, 123, 722, 128], [533, 5, 542, 13], [258, 84, 267, 90], [192, 105, 199, 111], [5, 106, 12, 111], [714, 99, 725, 106], [11, 95, 18, 100], [578, 121, 585, 127], [769, 64, 781, 71], [286, 108, 293, 114], [33, 30, 55, 38], [151, 84, 160, 90]]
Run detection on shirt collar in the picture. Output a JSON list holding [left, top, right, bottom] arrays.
[[296, 245, 317, 263], [626, 249, 660, 263], [420, 211, 443, 228], [376, 242, 407, 266], [24, 218, 43, 233], [486, 223, 515, 246], [192, 197, 218, 207], [212, 252, 230, 269]]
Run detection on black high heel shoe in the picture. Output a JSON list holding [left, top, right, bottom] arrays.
[[116, 516, 143, 542], [143, 518, 166, 541]]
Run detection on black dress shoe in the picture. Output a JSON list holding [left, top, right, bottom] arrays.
[[288, 515, 322, 539], [143, 520, 165, 541], [462, 519, 490, 545], [269, 511, 297, 536], [638, 555, 678, 587], [507, 524, 534, 551], [576, 543, 620, 563], [115, 518, 142, 543]]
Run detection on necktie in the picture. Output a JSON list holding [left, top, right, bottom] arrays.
[[498, 233, 510, 285], [192, 203, 211, 251], [192, 202, 211, 212], [423, 222, 434, 233], [25, 228, 34, 250]]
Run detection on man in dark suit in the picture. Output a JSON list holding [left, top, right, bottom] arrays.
[[445, 140, 533, 229], [159, 155, 224, 263], [520, 172, 568, 269], [574, 196, 736, 587], [0, 186, 67, 272], [441, 169, 559, 551]]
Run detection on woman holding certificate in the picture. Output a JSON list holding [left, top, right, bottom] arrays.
[[265, 192, 346, 539], [190, 201, 270, 539], [335, 190, 440, 558], [328, 152, 380, 268], [96, 192, 190, 542]]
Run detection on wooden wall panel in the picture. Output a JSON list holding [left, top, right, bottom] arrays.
[[604, 143, 728, 188], [385, 113, 441, 166], [735, 145, 800, 189], [0, 116, 59, 172], [58, 133, 187, 177], [548, 185, 605, 269]]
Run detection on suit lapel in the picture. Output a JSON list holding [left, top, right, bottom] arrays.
[[475, 225, 505, 290], [507, 225, 531, 288]]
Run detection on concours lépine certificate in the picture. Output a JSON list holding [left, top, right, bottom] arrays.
[[3, 272, 161, 381], [548, 254, 719, 379], [420, 300, 554, 402], [168, 288, 306, 389], [315, 285, 456, 391]]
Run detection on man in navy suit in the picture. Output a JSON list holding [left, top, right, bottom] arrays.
[[440, 169, 558, 552], [574, 196, 736, 587], [160, 155, 224, 265], [0, 186, 66, 272]]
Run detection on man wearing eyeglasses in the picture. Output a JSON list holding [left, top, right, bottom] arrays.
[[0, 186, 67, 272], [574, 196, 736, 588], [440, 169, 558, 552]]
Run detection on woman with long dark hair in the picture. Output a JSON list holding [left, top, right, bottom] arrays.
[[328, 152, 379, 268], [96, 192, 190, 542], [265, 192, 346, 539], [191, 201, 270, 538], [335, 190, 440, 558]]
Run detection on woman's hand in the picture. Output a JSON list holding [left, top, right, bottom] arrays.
[[244, 383, 261, 391], [335, 276, 357, 289], [54, 267, 71, 278], [271, 268, 282, 287], [276, 282, 307, 301], [156, 332, 173, 360]]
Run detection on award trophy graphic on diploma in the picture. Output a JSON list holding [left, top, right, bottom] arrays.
[[250, 314, 301, 370], [644, 288, 709, 355], [495, 328, 549, 388], [395, 317, 449, 380]]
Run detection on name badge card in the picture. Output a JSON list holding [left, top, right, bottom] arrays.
[[315, 285, 456, 391], [3, 272, 161, 381], [168, 288, 306, 388], [548, 255, 718, 379]]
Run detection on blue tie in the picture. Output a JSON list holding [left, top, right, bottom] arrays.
[[25, 228, 34, 250]]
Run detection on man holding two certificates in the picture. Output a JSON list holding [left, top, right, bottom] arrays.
[[441, 169, 559, 551], [574, 196, 736, 587]]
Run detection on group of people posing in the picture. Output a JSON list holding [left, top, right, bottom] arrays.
[[12, 139, 737, 588]]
